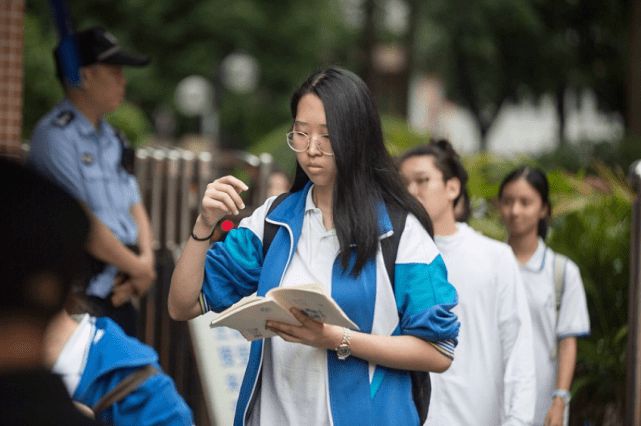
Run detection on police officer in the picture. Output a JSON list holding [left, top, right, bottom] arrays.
[[29, 26, 155, 337]]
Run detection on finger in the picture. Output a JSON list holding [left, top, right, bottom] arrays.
[[217, 175, 249, 193], [202, 197, 231, 217], [113, 273, 126, 287], [205, 186, 242, 215], [290, 308, 323, 327], [211, 182, 246, 213], [111, 293, 124, 307], [267, 320, 303, 336], [289, 308, 311, 324], [269, 328, 303, 344]]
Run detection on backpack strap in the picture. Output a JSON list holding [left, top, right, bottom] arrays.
[[380, 204, 408, 290], [553, 252, 568, 314], [92, 364, 158, 415], [550, 251, 568, 359], [380, 205, 431, 424], [262, 192, 290, 258]]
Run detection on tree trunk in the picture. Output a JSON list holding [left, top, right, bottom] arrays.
[[628, 0, 641, 137], [556, 84, 567, 148], [360, 0, 377, 88], [398, 0, 420, 118], [478, 121, 490, 152]]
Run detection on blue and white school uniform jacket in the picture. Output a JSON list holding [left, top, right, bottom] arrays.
[[73, 317, 194, 426], [200, 183, 460, 426]]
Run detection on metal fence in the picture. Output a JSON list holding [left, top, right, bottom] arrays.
[[134, 147, 274, 425]]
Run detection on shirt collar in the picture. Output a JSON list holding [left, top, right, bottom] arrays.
[[305, 184, 320, 213], [521, 238, 547, 272], [434, 222, 465, 247], [61, 98, 106, 137]]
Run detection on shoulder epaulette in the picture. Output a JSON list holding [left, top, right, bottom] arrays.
[[53, 110, 75, 128]]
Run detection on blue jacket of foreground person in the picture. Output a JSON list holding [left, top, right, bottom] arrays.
[[198, 183, 460, 426], [74, 317, 194, 426]]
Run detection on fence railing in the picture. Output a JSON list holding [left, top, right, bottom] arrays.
[[134, 146, 274, 425]]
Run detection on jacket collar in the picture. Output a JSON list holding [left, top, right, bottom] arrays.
[[267, 181, 394, 240]]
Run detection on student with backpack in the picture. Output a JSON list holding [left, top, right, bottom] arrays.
[[498, 167, 590, 426], [399, 140, 536, 426], [45, 307, 194, 426], [168, 67, 460, 426]]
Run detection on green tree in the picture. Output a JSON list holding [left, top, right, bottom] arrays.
[[415, 0, 543, 151], [23, 0, 356, 149], [413, 0, 631, 152]]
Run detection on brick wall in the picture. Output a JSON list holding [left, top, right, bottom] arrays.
[[0, 0, 25, 159]]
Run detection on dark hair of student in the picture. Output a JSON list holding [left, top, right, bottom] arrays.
[[289, 67, 433, 276], [0, 158, 91, 322], [398, 138, 471, 222], [498, 166, 551, 239]]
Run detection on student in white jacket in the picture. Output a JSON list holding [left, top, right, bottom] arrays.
[[399, 140, 536, 426]]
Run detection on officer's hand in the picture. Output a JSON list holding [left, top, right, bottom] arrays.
[[139, 251, 155, 271], [128, 257, 156, 296], [111, 280, 135, 307], [199, 176, 248, 228]]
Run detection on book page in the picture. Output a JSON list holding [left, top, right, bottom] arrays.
[[214, 294, 263, 320], [267, 284, 359, 330], [209, 299, 299, 341]]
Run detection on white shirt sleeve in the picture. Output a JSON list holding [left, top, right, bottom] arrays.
[[557, 260, 591, 338], [497, 248, 537, 426]]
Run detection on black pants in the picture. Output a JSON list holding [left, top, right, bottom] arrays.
[[86, 295, 138, 338]]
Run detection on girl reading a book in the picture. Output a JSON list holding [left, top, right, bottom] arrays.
[[169, 67, 459, 426]]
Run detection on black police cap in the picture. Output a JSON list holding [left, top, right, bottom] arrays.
[[55, 26, 150, 67]]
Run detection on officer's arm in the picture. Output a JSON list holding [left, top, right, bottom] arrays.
[[131, 202, 154, 258], [86, 209, 155, 284], [130, 202, 155, 296]]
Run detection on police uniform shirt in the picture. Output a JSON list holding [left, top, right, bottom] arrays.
[[29, 98, 141, 298]]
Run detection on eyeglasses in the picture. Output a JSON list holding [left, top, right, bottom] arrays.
[[286, 131, 334, 156]]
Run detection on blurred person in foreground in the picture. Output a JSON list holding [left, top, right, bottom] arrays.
[[28, 26, 155, 337], [399, 140, 536, 426], [499, 167, 590, 426], [0, 158, 100, 425], [44, 299, 194, 425]]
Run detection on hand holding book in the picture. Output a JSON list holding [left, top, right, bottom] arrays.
[[209, 283, 359, 341]]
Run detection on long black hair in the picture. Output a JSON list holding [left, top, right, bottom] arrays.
[[289, 67, 433, 276], [398, 138, 471, 222], [498, 166, 551, 239]]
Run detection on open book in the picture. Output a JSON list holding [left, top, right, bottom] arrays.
[[209, 283, 359, 341]]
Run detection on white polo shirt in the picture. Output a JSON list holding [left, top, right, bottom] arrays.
[[52, 314, 95, 396], [248, 188, 336, 426], [519, 239, 590, 425], [427, 223, 536, 426]]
